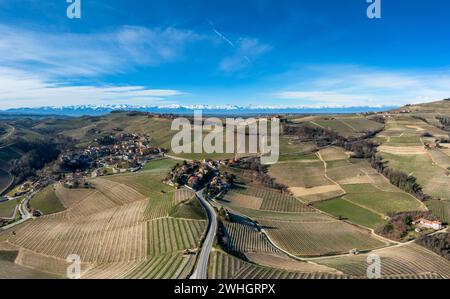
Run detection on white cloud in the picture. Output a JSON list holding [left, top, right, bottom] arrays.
[[0, 67, 182, 109], [0, 24, 202, 77], [274, 65, 450, 106]]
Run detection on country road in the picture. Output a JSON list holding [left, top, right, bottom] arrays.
[[190, 189, 217, 279], [0, 191, 34, 231]]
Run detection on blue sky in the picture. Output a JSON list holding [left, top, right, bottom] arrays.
[[1, 0, 450, 109]]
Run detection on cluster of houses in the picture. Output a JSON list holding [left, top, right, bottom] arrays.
[[205, 174, 233, 198], [166, 160, 217, 190], [58, 133, 165, 184], [165, 159, 234, 193]]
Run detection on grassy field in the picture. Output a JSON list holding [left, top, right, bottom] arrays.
[[314, 198, 387, 229], [0, 198, 20, 218], [105, 172, 173, 199], [170, 196, 206, 220], [30, 185, 66, 215], [142, 158, 179, 172], [341, 184, 426, 216]]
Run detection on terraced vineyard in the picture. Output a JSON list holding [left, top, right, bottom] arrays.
[[0, 250, 60, 279], [1, 173, 206, 278], [426, 200, 450, 223], [172, 189, 194, 206], [232, 186, 314, 213], [317, 244, 450, 279], [296, 115, 383, 138], [378, 117, 450, 201], [268, 160, 330, 188], [84, 254, 195, 279], [209, 251, 348, 279], [54, 184, 96, 209], [125, 254, 195, 279], [223, 222, 280, 253], [259, 218, 386, 256], [147, 217, 206, 255], [10, 200, 149, 263]]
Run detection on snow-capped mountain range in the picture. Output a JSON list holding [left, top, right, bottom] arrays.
[[0, 104, 398, 117]]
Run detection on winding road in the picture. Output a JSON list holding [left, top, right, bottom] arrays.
[[190, 189, 217, 279]]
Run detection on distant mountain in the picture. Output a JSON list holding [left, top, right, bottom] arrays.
[[1, 104, 398, 117]]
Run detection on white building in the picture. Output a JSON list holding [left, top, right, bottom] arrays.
[[412, 218, 444, 230]]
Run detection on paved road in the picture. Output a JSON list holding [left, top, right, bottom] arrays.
[[190, 189, 217, 279], [0, 192, 34, 231]]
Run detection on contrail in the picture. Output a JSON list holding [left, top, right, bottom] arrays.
[[207, 19, 235, 48]]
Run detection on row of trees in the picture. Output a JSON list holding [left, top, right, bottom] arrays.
[[236, 157, 289, 191], [376, 211, 436, 241], [437, 116, 450, 131], [416, 233, 450, 261], [371, 156, 428, 201]]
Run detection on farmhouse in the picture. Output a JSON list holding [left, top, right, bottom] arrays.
[[412, 218, 444, 230]]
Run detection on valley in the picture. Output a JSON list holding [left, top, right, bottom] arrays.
[[0, 100, 450, 279]]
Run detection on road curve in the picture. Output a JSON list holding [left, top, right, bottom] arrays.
[[190, 189, 217, 279]]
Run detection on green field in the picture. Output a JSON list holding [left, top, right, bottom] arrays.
[[379, 116, 450, 201], [314, 198, 387, 229], [0, 198, 20, 218], [30, 185, 65, 215], [142, 158, 178, 172], [170, 197, 206, 220], [342, 184, 426, 215], [107, 172, 173, 199], [381, 152, 450, 201]]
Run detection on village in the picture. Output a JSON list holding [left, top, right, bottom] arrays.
[[164, 159, 235, 197], [0, 132, 167, 227], [58, 133, 165, 188]]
